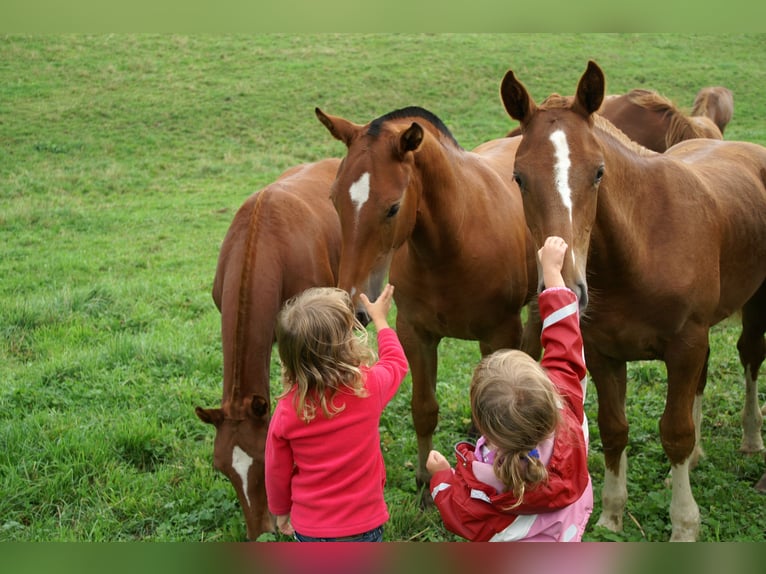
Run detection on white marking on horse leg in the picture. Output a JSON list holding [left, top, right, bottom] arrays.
[[740, 367, 764, 453], [596, 450, 627, 532], [349, 172, 370, 220], [549, 130, 573, 222], [669, 459, 700, 542], [232, 445, 253, 508]]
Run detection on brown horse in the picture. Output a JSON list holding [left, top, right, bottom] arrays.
[[692, 86, 734, 135], [599, 88, 722, 152], [507, 88, 723, 153], [195, 158, 341, 540], [500, 61, 766, 541], [315, 106, 539, 501]]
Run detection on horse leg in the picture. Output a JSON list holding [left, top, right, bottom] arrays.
[[588, 350, 629, 533], [661, 333, 709, 542], [397, 320, 441, 507], [736, 286, 766, 454], [520, 298, 543, 360], [690, 346, 710, 469]]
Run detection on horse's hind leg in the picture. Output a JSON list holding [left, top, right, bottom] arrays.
[[736, 285, 766, 454]]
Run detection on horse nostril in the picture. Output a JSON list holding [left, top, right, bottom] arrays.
[[356, 310, 371, 327]]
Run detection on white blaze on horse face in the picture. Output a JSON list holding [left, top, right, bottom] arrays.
[[549, 130, 577, 268], [231, 445, 253, 508], [349, 172, 370, 220], [549, 130, 573, 222]]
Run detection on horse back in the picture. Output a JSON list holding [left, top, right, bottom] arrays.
[[213, 158, 342, 397]]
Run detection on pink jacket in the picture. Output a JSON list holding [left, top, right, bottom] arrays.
[[265, 328, 409, 538], [429, 287, 593, 542]]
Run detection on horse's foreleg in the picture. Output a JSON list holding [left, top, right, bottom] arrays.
[[399, 323, 441, 507], [520, 299, 543, 360], [589, 351, 629, 533], [738, 287, 766, 453], [668, 459, 699, 542], [661, 337, 708, 542]]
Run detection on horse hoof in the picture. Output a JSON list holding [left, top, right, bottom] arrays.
[[595, 513, 623, 533], [669, 527, 699, 542], [738, 441, 765, 455], [755, 474, 766, 493]]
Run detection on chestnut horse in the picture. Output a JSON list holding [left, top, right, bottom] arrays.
[[315, 106, 539, 501], [506, 88, 723, 153], [500, 61, 766, 541], [598, 88, 722, 152], [195, 158, 341, 540], [692, 86, 734, 135]]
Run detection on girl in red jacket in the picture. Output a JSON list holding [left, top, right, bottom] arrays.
[[265, 284, 409, 542], [427, 236, 593, 542]]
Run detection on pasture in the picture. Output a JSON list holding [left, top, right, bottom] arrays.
[[1, 34, 765, 542]]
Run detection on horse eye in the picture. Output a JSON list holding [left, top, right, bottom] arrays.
[[513, 172, 524, 190], [386, 203, 400, 218], [595, 165, 605, 184]]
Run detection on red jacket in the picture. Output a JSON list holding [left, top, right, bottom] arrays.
[[429, 287, 591, 542], [265, 328, 409, 538]]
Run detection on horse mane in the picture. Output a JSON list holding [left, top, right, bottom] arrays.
[[593, 114, 657, 157], [368, 106, 462, 149], [623, 88, 717, 149]]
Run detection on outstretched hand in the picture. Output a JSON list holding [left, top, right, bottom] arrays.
[[538, 236, 568, 289], [360, 283, 395, 330], [426, 449, 451, 475]]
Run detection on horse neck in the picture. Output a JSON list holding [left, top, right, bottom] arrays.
[[408, 136, 469, 247], [591, 128, 655, 263], [223, 195, 278, 406]]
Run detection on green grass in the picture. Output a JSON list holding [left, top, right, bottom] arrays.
[[1, 34, 765, 542]]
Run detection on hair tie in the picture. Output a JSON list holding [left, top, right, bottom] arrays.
[[528, 448, 540, 459]]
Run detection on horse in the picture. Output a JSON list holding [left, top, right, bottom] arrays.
[[691, 86, 734, 135], [195, 158, 342, 541], [315, 106, 540, 502], [500, 60, 766, 541], [506, 88, 723, 153], [598, 88, 722, 152]]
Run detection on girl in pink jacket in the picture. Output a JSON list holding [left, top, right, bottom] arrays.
[[427, 237, 593, 542], [265, 284, 409, 542]]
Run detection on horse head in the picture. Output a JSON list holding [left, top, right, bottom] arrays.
[[500, 60, 606, 312], [316, 107, 421, 324], [195, 394, 272, 540]]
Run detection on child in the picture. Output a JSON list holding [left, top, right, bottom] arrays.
[[427, 236, 593, 542], [265, 284, 408, 542]]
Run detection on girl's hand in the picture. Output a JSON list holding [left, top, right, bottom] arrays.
[[276, 514, 294, 536], [360, 283, 395, 330], [426, 449, 451, 475]]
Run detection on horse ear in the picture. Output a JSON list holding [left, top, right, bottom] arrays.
[[195, 406, 224, 427], [315, 107, 357, 147], [500, 70, 537, 127], [250, 394, 270, 418], [572, 60, 605, 118], [398, 122, 424, 157]]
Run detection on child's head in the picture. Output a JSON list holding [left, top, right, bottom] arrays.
[[276, 287, 373, 422], [470, 349, 562, 504]]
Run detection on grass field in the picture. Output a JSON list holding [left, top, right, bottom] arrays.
[[1, 34, 765, 542]]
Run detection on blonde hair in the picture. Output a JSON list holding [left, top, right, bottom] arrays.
[[275, 287, 374, 423], [470, 349, 562, 507]]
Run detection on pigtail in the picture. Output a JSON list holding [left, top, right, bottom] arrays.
[[495, 450, 550, 509]]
